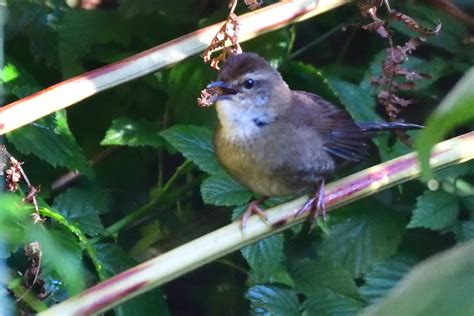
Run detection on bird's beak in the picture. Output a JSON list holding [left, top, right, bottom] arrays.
[[206, 81, 238, 101]]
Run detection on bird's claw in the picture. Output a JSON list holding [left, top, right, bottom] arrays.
[[294, 181, 326, 232], [241, 197, 270, 231]]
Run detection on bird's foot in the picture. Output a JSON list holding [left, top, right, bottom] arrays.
[[241, 197, 270, 231], [294, 180, 326, 231]]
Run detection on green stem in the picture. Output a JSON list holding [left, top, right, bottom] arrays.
[[8, 277, 48, 312], [39, 132, 474, 316], [39, 208, 107, 280], [101, 159, 191, 238], [290, 22, 344, 59]]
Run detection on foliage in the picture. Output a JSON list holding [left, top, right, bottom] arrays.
[[1, 0, 474, 315]]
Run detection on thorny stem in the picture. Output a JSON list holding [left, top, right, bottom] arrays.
[[40, 132, 474, 316], [1, 146, 40, 216], [0, 0, 351, 135], [290, 22, 345, 59], [51, 147, 118, 192], [39, 208, 107, 281]]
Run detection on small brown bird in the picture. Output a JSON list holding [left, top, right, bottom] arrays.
[[206, 53, 421, 228]]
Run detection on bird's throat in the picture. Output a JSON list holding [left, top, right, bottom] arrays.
[[216, 99, 269, 142]]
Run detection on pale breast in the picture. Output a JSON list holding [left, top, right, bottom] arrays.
[[214, 122, 336, 197]]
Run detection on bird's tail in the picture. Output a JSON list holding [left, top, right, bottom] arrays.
[[356, 121, 423, 133]]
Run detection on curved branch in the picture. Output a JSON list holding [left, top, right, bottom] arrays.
[[0, 0, 350, 135], [39, 132, 474, 315]]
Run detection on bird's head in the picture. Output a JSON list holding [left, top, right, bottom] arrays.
[[206, 53, 291, 137]]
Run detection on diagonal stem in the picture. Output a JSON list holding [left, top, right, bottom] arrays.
[[0, 0, 350, 135], [39, 132, 474, 316]]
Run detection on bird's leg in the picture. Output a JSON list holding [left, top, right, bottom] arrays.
[[241, 196, 270, 231], [295, 180, 326, 231]]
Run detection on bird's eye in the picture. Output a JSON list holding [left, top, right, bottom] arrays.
[[243, 79, 255, 89]]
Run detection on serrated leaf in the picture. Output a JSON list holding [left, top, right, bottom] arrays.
[[54, 111, 93, 177], [201, 174, 252, 206], [326, 78, 380, 122], [302, 288, 363, 316], [7, 115, 92, 177], [248, 266, 295, 288], [200, 174, 251, 207], [362, 242, 474, 316], [246, 285, 300, 316], [101, 117, 164, 148], [407, 190, 459, 230], [290, 257, 359, 299], [318, 206, 404, 277], [242, 234, 284, 276], [53, 188, 107, 236], [160, 125, 222, 174], [360, 255, 417, 303]]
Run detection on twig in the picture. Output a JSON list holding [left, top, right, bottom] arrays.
[[39, 131, 474, 316], [0, 0, 349, 135], [1, 146, 41, 219], [51, 147, 118, 192], [99, 159, 192, 238]]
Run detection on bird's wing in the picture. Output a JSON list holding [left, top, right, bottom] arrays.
[[290, 91, 370, 161]]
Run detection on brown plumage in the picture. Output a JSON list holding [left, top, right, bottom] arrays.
[[207, 53, 421, 226]]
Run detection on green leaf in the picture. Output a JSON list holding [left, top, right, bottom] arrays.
[[93, 244, 170, 316], [302, 288, 363, 316], [54, 110, 94, 177], [53, 188, 108, 236], [200, 174, 252, 206], [326, 78, 381, 122], [248, 266, 295, 288], [280, 62, 340, 105], [359, 255, 417, 304], [160, 125, 222, 174], [362, 241, 474, 316], [164, 60, 216, 126], [242, 234, 284, 276], [59, 10, 132, 77], [407, 190, 459, 230], [32, 228, 86, 295], [318, 205, 404, 277], [454, 221, 474, 242], [0, 63, 19, 82], [101, 117, 164, 148], [1, 60, 42, 98], [0, 193, 33, 257], [290, 257, 359, 299], [417, 68, 474, 180], [7, 115, 92, 177], [246, 285, 300, 316]]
